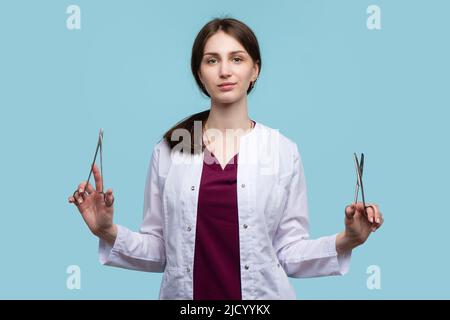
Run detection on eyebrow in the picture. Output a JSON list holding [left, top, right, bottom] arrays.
[[203, 50, 247, 56]]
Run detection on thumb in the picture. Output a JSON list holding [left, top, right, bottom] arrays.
[[345, 203, 356, 219]]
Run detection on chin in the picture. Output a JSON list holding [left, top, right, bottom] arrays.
[[212, 91, 244, 103]]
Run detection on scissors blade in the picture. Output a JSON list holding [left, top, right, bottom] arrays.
[[353, 153, 361, 203], [354, 183, 359, 204], [353, 153, 367, 215], [360, 153, 367, 214], [360, 153, 364, 178], [355, 153, 367, 216], [86, 129, 104, 192], [98, 128, 103, 192]]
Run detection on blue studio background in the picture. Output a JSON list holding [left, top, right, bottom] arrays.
[[0, 0, 449, 299]]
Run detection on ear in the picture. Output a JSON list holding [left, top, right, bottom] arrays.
[[252, 60, 260, 81]]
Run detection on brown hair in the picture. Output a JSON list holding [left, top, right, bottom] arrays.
[[162, 17, 262, 154]]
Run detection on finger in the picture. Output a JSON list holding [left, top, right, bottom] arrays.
[[77, 181, 87, 191], [354, 202, 366, 215], [68, 196, 77, 204], [74, 194, 83, 204], [73, 190, 84, 204], [77, 181, 88, 199], [86, 182, 95, 195], [345, 204, 356, 219], [92, 163, 103, 192], [366, 205, 375, 223], [373, 214, 384, 230], [372, 204, 382, 224], [105, 188, 114, 207], [367, 204, 380, 222], [372, 219, 381, 231], [374, 209, 382, 224]]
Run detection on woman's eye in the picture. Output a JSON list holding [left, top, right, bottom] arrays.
[[206, 57, 243, 64]]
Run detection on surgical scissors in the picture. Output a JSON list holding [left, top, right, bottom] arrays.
[[73, 129, 107, 203], [354, 153, 374, 217]]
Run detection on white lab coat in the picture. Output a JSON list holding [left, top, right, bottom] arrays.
[[99, 121, 351, 299]]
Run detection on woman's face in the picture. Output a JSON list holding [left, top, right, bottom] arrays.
[[198, 30, 259, 103]]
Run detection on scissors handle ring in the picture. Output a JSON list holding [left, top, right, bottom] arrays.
[[99, 191, 114, 207], [72, 189, 86, 199], [364, 204, 376, 216], [72, 190, 113, 207]]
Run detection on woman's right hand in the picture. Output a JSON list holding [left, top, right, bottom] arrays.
[[68, 163, 116, 240]]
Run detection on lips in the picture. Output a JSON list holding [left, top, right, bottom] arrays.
[[218, 82, 236, 91]]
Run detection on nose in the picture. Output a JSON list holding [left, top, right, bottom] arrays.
[[219, 60, 232, 78]]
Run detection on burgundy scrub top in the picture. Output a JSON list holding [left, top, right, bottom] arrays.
[[193, 144, 242, 300]]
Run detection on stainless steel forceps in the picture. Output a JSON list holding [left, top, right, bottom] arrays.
[[73, 129, 105, 200], [354, 153, 374, 217]]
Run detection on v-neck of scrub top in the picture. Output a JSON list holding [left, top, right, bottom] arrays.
[[204, 150, 239, 171], [193, 149, 241, 300], [193, 120, 256, 300], [201, 119, 257, 172]]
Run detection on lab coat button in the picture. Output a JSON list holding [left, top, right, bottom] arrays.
[[186, 267, 190, 272], [277, 263, 280, 268], [244, 265, 249, 270], [243, 224, 248, 229], [191, 186, 195, 191], [241, 183, 246, 188], [187, 226, 192, 232]]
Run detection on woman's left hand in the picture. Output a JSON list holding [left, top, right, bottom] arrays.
[[337, 202, 384, 253]]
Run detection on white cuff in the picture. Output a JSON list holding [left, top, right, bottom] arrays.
[[333, 233, 352, 275], [98, 224, 124, 265]]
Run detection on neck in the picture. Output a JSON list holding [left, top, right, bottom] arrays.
[[206, 96, 252, 132]]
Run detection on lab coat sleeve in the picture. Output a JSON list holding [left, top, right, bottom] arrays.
[[273, 143, 351, 278], [98, 143, 166, 272]]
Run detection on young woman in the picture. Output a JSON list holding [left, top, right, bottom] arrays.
[[69, 17, 383, 300]]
